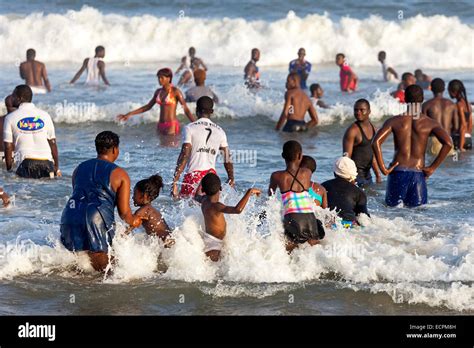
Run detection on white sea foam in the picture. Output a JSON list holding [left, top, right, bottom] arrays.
[[0, 187, 472, 311], [0, 7, 472, 69]]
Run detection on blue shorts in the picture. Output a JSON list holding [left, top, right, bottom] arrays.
[[385, 168, 427, 207]]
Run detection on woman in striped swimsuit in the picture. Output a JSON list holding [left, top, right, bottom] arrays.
[[268, 140, 325, 252]]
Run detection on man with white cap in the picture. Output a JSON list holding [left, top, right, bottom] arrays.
[[322, 156, 369, 228]]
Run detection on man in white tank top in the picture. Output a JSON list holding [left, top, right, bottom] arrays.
[[70, 46, 110, 86]]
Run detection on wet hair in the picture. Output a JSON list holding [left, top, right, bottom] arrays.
[[405, 85, 424, 103], [355, 98, 370, 109], [201, 173, 221, 196], [431, 78, 445, 94], [402, 72, 414, 82], [282, 140, 302, 161], [95, 45, 105, 54], [95, 131, 120, 154], [157, 68, 173, 83], [26, 48, 36, 60], [336, 53, 345, 59], [135, 174, 164, 202], [310, 83, 321, 94], [193, 69, 206, 85], [13, 84, 32, 103], [196, 96, 213, 115], [448, 79, 469, 104], [301, 155, 317, 173]]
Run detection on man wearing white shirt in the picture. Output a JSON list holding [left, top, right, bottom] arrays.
[[172, 96, 234, 198], [3, 85, 60, 179]]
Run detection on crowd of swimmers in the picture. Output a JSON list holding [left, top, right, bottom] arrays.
[[0, 44, 472, 272]]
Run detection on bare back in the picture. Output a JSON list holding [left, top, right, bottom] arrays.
[[422, 97, 456, 133], [20, 61, 45, 87], [201, 199, 226, 239], [386, 114, 446, 168], [135, 205, 170, 240], [287, 89, 313, 122]]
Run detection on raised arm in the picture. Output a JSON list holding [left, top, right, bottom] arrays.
[[176, 88, 196, 122], [276, 92, 291, 131], [98, 60, 110, 86], [220, 188, 261, 214], [70, 58, 88, 84], [372, 119, 399, 175], [171, 143, 192, 198], [117, 91, 157, 121], [422, 124, 453, 177]]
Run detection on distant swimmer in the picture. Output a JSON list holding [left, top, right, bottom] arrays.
[[19, 49, 51, 94], [185, 69, 219, 103], [131, 174, 173, 245], [335, 53, 358, 93], [172, 96, 233, 198], [244, 48, 261, 89], [372, 85, 452, 207], [268, 141, 325, 253], [322, 156, 369, 228], [117, 68, 195, 135], [309, 83, 330, 109], [60, 131, 141, 272], [300, 155, 327, 208], [377, 51, 398, 82], [1, 95, 16, 160], [176, 47, 208, 88], [275, 73, 318, 132], [70, 46, 110, 86], [289, 48, 311, 90], [422, 78, 457, 156], [195, 173, 260, 262], [448, 79, 472, 151], [392, 72, 416, 103], [342, 99, 381, 186], [3, 85, 61, 179], [415, 69, 432, 90], [0, 187, 10, 207]]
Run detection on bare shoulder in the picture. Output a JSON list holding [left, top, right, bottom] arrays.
[[111, 166, 129, 180]]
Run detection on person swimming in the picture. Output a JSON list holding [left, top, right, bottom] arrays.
[[117, 68, 196, 135], [309, 83, 330, 109], [268, 141, 325, 253], [196, 173, 260, 262], [300, 155, 327, 208], [131, 174, 173, 246]]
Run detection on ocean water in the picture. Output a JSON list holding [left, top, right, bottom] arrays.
[[0, 2, 473, 315]]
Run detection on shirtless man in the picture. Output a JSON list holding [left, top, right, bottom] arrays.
[[372, 85, 452, 207], [422, 78, 457, 155], [275, 73, 318, 132], [244, 48, 261, 89], [70, 46, 110, 86], [19, 49, 51, 93], [197, 173, 260, 261], [342, 99, 381, 186], [188, 47, 207, 72]]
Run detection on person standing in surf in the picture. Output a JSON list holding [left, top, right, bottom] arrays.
[[372, 85, 452, 207], [275, 73, 318, 132], [377, 51, 398, 82], [19, 49, 52, 94], [422, 78, 457, 156], [335, 53, 358, 93], [171, 96, 233, 198], [117, 68, 195, 135], [70, 46, 110, 86], [448, 79, 472, 151], [60, 131, 141, 272], [392, 72, 416, 103], [268, 141, 325, 253], [176, 47, 208, 87], [342, 99, 382, 186], [289, 48, 311, 90], [244, 48, 261, 89]]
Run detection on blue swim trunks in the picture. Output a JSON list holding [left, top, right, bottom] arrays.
[[385, 168, 427, 207]]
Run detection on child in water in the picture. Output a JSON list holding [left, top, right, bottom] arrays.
[[131, 174, 174, 246], [196, 173, 261, 262]]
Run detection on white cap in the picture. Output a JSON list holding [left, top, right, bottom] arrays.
[[334, 156, 358, 181]]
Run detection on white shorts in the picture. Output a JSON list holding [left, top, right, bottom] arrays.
[[199, 230, 224, 253]]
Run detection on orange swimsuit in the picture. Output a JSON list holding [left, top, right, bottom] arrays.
[[156, 86, 180, 134]]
